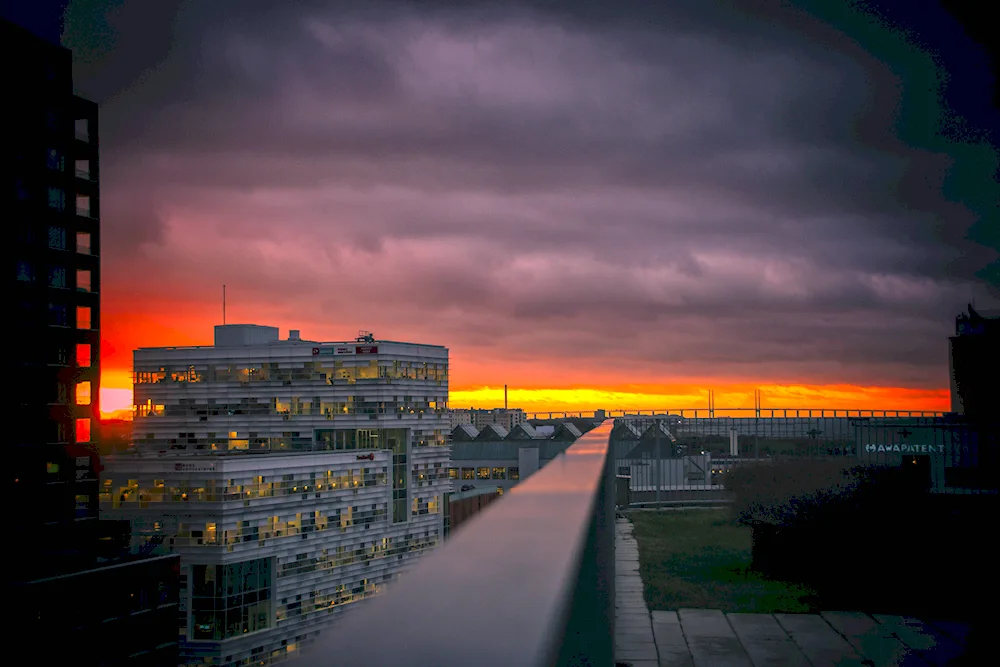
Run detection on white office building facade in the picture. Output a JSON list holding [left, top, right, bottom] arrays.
[[100, 326, 450, 666]]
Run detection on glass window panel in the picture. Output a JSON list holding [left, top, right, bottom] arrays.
[[76, 418, 91, 443], [49, 266, 66, 288], [76, 382, 91, 405], [76, 343, 91, 367], [77, 306, 92, 329], [76, 194, 90, 217], [48, 226, 66, 250], [47, 187, 64, 211], [76, 232, 91, 255], [16, 261, 34, 282], [48, 303, 68, 326], [76, 269, 92, 292], [46, 148, 64, 171]]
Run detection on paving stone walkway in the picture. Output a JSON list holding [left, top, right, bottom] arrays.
[[614, 517, 971, 667]]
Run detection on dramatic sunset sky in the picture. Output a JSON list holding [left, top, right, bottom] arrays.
[[54, 0, 999, 416]]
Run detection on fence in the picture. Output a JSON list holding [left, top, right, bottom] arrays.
[[611, 415, 997, 504]]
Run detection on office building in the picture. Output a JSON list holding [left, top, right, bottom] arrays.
[[101, 325, 450, 666], [448, 407, 527, 432], [5, 18, 181, 666]]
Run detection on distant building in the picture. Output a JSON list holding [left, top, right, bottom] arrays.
[[949, 304, 999, 419], [102, 326, 450, 667], [448, 425, 584, 494], [449, 407, 526, 432], [6, 18, 179, 666]]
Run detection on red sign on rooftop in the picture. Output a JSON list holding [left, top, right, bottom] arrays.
[[356, 345, 378, 354]]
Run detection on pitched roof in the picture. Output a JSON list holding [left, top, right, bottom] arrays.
[[611, 421, 642, 440], [476, 423, 509, 440], [451, 423, 480, 441], [553, 422, 583, 439], [449, 441, 574, 461], [507, 422, 538, 439]]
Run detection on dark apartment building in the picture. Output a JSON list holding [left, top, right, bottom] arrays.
[[4, 17, 180, 666]]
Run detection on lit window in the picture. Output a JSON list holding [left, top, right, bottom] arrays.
[[447, 468, 458, 479], [76, 269, 92, 292], [461, 468, 475, 480], [46, 462, 60, 474], [76, 418, 91, 443], [77, 306, 92, 329], [48, 226, 67, 250], [492, 467, 507, 480], [48, 187, 64, 211], [76, 381, 92, 405], [76, 232, 91, 255], [49, 266, 67, 288], [476, 467, 490, 480], [76, 343, 91, 367], [76, 194, 91, 217], [509, 467, 520, 480]]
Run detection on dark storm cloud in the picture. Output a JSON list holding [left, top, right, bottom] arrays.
[[66, 0, 999, 388]]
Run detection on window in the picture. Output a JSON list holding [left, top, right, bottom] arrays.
[[491, 467, 507, 480], [48, 187, 65, 211], [48, 303, 68, 326], [46, 148, 64, 171], [509, 467, 520, 480], [46, 462, 60, 474], [76, 343, 92, 367], [75, 118, 89, 142], [49, 266, 67, 288], [76, 231, 91, 255], [16, 178, 29, 201], [461, 468, 475, 480], [476, 467, 490, 480], [447, 468, 458, 479], [76, 382, 92, 405], [16, 261, 34, 282], [52, 346, 68, 365], [76, 269, 92, 292], [48, 226, 67, 250], [76, 418, 92, 443], [76, 194, 91, 217], [75, 159, 90, 179], [77, 306, 92, 329], [191, 559, 272, 641]]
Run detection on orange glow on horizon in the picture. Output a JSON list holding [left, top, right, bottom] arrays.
[[99, 370, 949, 418]]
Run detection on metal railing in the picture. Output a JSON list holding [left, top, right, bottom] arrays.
[[526, 408, 946, 420], [300, 421, 615, 667]]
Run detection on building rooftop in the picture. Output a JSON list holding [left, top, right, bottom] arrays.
[[136, 324, 447, 351]]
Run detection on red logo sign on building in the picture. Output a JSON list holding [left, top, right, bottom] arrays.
[[356, 453, 375, 461], [355, 345, 378, 354]]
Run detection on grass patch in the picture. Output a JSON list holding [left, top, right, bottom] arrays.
[[628, 510, 818, 613]]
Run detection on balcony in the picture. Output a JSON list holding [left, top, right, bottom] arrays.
[[303, 420, 616, 667]]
